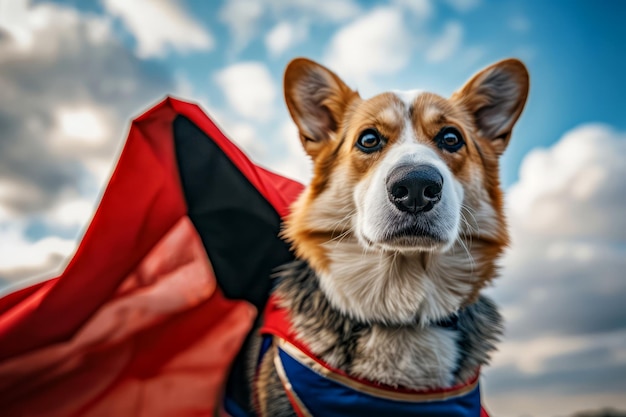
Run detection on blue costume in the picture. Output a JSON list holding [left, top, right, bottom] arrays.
[[244, 295, 490, 417]]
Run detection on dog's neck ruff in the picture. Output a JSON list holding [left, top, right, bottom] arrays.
[[255, 295, 490, 417], [316, 238, 476, 326], [276, 258, 467, 329]]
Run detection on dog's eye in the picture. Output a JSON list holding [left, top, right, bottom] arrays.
[[435, 127, 464, 152], [356, 129, 384, 153]]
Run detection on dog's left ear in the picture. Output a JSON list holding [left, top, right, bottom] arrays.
[[284, 58, 358, 159], [453, 59, 529, 155]]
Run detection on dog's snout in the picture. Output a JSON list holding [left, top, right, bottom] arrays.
[[386, 165, 443, 213]]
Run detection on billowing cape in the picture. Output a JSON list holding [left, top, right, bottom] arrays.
[[0, 98, 491, 417], [0, 97, 303, 416]]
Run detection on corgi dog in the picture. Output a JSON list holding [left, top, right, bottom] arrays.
[[247, 57, 529, 417]]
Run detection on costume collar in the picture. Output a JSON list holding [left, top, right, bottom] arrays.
[[258, 295, 489, 417]]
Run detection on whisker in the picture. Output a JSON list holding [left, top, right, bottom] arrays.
[[455, 235, 475, 276], [458, 211, 473, 252], [322, 210, 358, 248], [460, 204, 480, 235]]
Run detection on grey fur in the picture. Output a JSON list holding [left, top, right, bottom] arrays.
[[455, 296, 503, 383], [248, 260, 502, 415]]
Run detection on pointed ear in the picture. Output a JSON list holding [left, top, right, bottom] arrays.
[[284, 58, 358, 159], [453, 59, 529, 155]]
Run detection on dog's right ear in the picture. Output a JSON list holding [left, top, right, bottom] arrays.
[[284, 58, 358, 159]]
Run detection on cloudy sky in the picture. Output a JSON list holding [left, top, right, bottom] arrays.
[[0, 0, 625, 416]]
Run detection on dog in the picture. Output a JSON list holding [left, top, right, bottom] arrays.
[[246, 57, 529, 417]]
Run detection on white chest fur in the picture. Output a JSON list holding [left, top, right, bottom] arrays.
[[345, 324, 459, 389]]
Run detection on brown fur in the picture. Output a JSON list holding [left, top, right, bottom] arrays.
[[251, 57, 529, 416], [283, 58, 527, 293]]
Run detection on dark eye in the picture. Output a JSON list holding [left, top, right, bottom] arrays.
[[436, 127, 464, 152], [356, 129, 384, 153]]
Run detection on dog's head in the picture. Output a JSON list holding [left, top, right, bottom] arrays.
[[282, 58, 528, 324]]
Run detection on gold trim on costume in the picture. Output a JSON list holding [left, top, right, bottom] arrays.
[[276, 337, 479, 403], [273, 343, 314, 417]]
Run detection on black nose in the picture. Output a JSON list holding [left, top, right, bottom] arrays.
[[386, 165, 444, 213]]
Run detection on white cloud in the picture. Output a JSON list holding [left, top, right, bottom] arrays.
[[265, 22, 308, 57], [0, 227, 75, 271], [325, 7, 412, 87], [0, 0, 174, 216], [280, 0, 360, 21], [391, 0, 433, 20], [218, 0, 360, 52], [1, 3, 623, 414], [221, 121, 270, 164], [0, 2, 175, 288], [500, 125, 626, 334], [492, 332, 624, 375], [270, 121, 312, 184], [0, 0, 34, 48], [177, 83, 310, 184], [102, 0, 213, 58], [507, 124, 626, 241], [425, 21, 463, 63], [0, 0, 111, 51], [0, 222, 75, 288], [485, 392, 626, 417], [0, 179, 44, 222], [54, 107, 111, 148], [483, 124, 626, 415], [46, 195, 97, 229], [214, 62, 277, 122], [218, 0, 264, 51]]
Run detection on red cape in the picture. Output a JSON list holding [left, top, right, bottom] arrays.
[[0, 98, 304, 416]]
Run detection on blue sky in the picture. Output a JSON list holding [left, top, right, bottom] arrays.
[[44, 0, 626, 187], [1, 1, 625, 416]]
